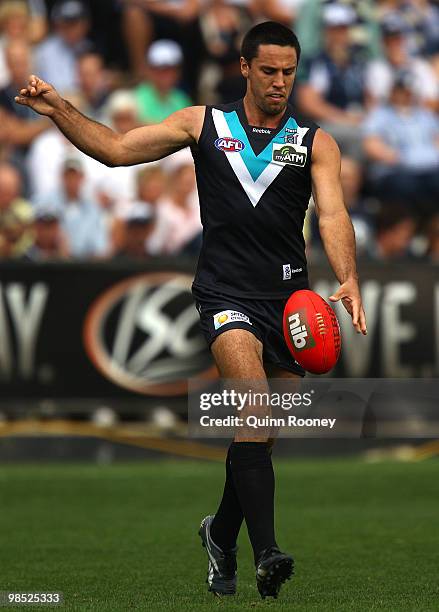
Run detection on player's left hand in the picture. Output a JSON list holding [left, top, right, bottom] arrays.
[[329, 278, 367, 335]]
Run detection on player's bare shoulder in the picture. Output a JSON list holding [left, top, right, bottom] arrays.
[[162, 105, 206, 144], [311, 129, 341, 167]]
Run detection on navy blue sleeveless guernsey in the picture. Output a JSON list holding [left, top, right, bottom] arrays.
[[191, 99, 319, 299]]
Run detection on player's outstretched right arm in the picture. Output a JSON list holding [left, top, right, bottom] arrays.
[[15, 74, 204, 166]]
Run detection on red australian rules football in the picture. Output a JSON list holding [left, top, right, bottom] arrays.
[[283, 289, 341, 374]]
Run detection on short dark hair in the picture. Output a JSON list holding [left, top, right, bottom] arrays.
[[241, 21, 301, 64]]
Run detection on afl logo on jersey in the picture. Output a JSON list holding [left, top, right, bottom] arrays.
[[215, 137, 245, 152]]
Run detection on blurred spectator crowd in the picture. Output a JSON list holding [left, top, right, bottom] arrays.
[[1, 0, 439, 263]]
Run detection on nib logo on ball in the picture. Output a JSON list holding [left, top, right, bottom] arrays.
[[283, 290, 341, 375], [288, 310, 315, 350]]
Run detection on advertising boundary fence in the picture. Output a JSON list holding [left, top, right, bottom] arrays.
[[0, 260, 438, 407]]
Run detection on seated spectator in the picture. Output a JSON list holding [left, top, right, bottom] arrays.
[[339, 156, 377, 256], [363, 71, 439, 218], [110, 165, 165, 252], [134, 165, 166, 253], [76, 52, 111, 122], [376, 0, 439, 58], [0, 39, 35, 120], [369, 203, 416, 260], [135, 39, 192, 124], [105, 89, 141, 133], [296, 3, 367, 160], [148, 158, 202, 256], [0, 104, 47, 151], [137, 165, 166, 208], [25, 202, 70, 260], [365, 13, 438, 110], [34, 0, 93, 94], [199, 0, 248, 103], [25, 0, 48, 44], [95, 90, 149, 207], [408, 0, 439, 57], [0, 208, 28, 258], [0, 161, 33, 258], [34, 157, 109, 258], [26, 124, 82, 201], [310, 156, 375, 256], [114, 201, 155, 261], [122, 0, 203, 95], [0, 39, 50, 179], [0, 0, 43, 88]]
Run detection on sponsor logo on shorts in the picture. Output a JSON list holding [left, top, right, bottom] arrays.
[[287, 309, 315, 351], [272, 143, 307, 167], [215, 137, 245, 152], [213, 310, 252, 330]]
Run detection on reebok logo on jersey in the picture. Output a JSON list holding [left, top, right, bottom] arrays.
[[272, 143, 307, 167], [252, 127, 272, 134], [213, 310, 252, 330], [288, 310, 315, 351]]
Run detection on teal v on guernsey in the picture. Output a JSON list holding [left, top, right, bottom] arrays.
[[212, 108, 309, 207], [191, 100, 319, 298]]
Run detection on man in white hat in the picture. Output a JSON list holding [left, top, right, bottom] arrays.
[[135, 39, 191, 124]]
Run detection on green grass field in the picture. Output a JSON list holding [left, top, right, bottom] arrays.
[[0, 458, 438, 611]]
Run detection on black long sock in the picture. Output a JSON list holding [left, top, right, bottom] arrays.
[[210, 444, 244, 551], [229, 441, 277, 563]]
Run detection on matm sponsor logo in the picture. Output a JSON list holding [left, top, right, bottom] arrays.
[[215, 137, 245, 152], [272, 143, 307, 167]]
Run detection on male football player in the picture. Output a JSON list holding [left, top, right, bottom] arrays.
[[16, 21, 366, 600]]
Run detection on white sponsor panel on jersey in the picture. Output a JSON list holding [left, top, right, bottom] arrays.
[[272, 143, 308, 167], [212, 109, 309, 207]]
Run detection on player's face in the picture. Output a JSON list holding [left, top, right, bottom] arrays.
[[241, 45, 298, 116]]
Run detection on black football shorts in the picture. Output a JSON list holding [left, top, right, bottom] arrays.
[[193, 286, 306, 377]]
